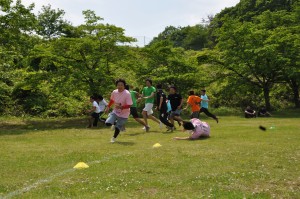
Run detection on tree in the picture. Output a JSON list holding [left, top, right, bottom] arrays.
[[254, 9, 300, 108], [204, 0, 300, 110], [149, 25, 210, 51], [36, 4, 71, 40], [136, 41, 201, 94], [29, 10, 136, 95], [200, 17, 288, 110], [0, 0, 39, 114]]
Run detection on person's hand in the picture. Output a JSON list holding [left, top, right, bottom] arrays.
[[104, 107, 110, 114], [115, 103, 122, 110]]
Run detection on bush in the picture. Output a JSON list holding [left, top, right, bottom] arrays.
[[12, 85, 49, 116]]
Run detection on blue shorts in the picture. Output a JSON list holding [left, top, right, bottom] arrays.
[[105, 112, 128, 130]]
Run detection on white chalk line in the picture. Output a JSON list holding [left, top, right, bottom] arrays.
[[2, 153, 131, 199]]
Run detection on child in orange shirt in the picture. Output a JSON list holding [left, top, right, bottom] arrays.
[[184, 90, 202, 119]]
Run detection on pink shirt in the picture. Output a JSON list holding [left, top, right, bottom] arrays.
[[110, 89, 133, 118], [190, 118, 210, 139]]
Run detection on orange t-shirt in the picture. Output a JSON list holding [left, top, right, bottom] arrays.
[[187, 95, 202, 112]]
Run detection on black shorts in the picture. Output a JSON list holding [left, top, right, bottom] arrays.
[[130, 107, 139, 118], [91, 112, 100, 118]]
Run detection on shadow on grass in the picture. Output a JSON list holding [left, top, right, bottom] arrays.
[[0, 118, 88, 136], [127, 132, 146, 136], [186, 137, 211, 141], [162, 131, 176, 134], [115, 141, 135, 146]]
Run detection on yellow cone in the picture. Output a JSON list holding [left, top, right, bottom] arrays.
[[153, 143, 162, 148], [73, 162, 89, 169]]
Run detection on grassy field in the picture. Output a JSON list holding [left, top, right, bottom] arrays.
[[0, 113, 299, 199]]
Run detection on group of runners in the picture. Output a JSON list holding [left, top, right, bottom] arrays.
[[87, 78, 219, 143]]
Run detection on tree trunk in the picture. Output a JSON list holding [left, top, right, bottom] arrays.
[[263, 86, 271, 111], [290, 79, 300, 108]]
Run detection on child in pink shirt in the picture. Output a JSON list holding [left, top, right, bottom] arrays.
[[105, 79, 132, 143], [173, 118, 210, 140]]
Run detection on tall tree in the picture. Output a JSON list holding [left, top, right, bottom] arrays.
[[137, 41, 201, 93], [0, 0, 39, 114], [149, 25, 210, 51], [30, 10, 136, 95], [200, 17, 287, 110], [36, 4, 71, 40]]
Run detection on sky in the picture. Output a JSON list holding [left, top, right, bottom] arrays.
[[20, 0, 240, 46]]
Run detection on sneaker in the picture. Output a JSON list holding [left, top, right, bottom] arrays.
[[159, 121, 163, 129], [111, 125, 115, 131], [110, 137, 116, 143], [167, 126, 174, 132], [215, 118, 219, 123], [142, 126, 150, 130], [177, 121, 182, 127], [145, 126, 150, 132]]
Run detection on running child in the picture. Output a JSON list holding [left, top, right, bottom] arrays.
[[200, 89, 219, 123], [184, 90, 202, 119], [140, 78, 161, 131], [86, 96, 101, 128], [105, 79, 133, 143], [156, 84, 174, 131]]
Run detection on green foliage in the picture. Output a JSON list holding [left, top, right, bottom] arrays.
[[0, 82, 12, 114], [202, 1, 300, 110], [45, 91, 88, 117], [12, 71, 50, 115], [149, 25, 210, 50], [0, 0, 299, 117], [36, 4, 71, 39], [137, 42, 201, 93]]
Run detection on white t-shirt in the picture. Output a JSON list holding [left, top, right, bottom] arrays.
[[98, 99, 108, 112], [92, 101, 101, 113]]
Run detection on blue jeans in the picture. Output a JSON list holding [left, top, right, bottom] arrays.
[[105, 112, 128, 130]]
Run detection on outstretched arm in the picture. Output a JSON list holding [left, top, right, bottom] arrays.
[[178, 98, 184, 109], [159, 96, 163, 110], [105, 99, 114, 113], [144, 92, 155, 99], [173, 137, 192, 140], [184, 103, 191, 110]]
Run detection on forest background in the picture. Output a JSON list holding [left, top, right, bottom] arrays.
[[0, 0, 299, 117]]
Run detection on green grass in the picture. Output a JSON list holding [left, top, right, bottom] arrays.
[[0, 113, 299, 199]]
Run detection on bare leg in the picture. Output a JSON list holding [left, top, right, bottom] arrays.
[[173, 137, 191, 140], [174, 116, 183, 122], [148, 114, 160, 124], [87, 116, 93, 128], [170, 117, 175, 126], [142, 111, 148, 126], [134, 117, 147, 127]]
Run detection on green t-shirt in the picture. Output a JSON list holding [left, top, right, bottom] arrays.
[[142, 86, 156, 104], [130, 90, 138, 107]]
